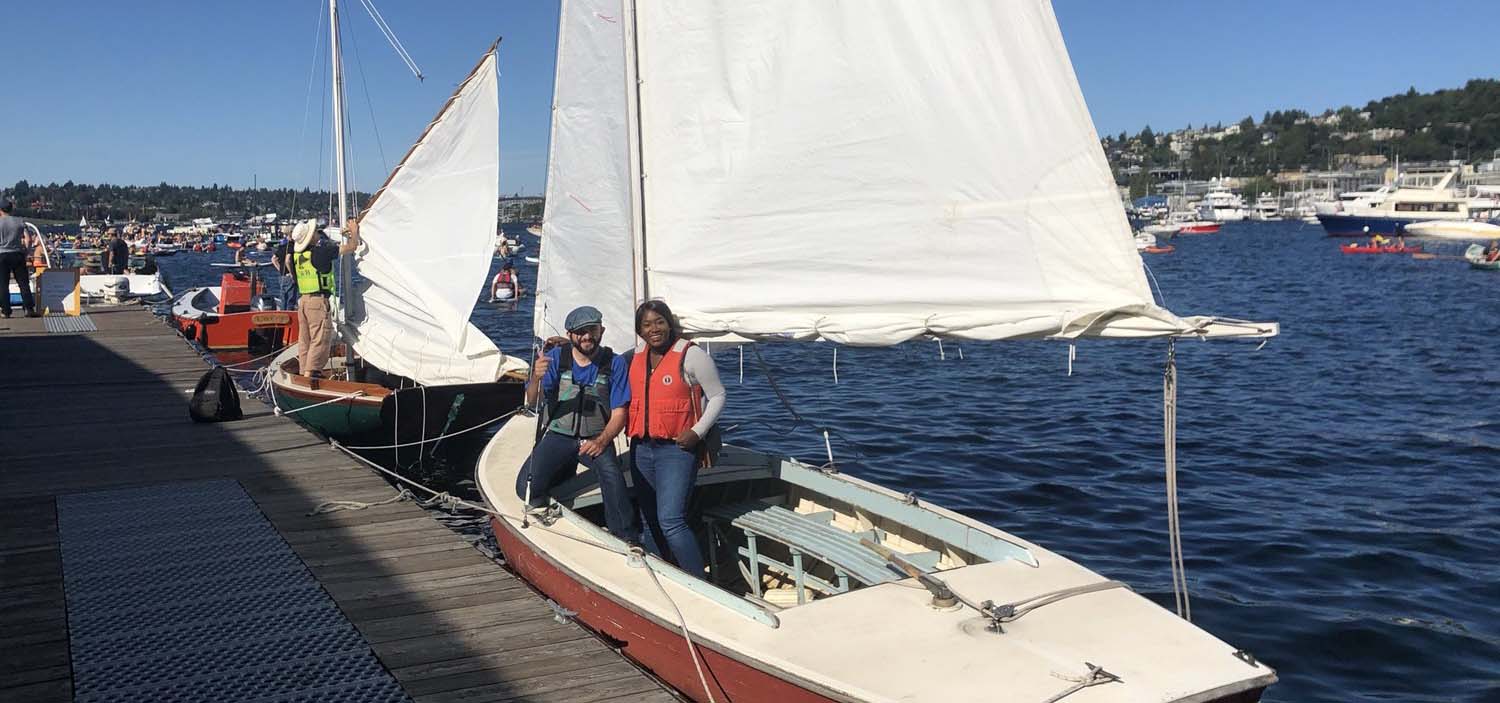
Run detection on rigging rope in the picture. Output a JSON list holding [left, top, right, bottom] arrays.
[[1164, 339, 1191, 620], [274, 389, 366, 416]]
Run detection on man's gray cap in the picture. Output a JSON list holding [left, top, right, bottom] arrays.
[[565, 305, 604, 332]]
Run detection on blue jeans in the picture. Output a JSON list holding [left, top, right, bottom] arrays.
[[631, 438, 704, 578], [517, 431, 637, 540], [279, 273, 299, 310]]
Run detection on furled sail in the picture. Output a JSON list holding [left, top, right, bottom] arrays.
[[533, 0, 640, 354], [542, 0, 1273, 348], [345, 48, 523, 384]]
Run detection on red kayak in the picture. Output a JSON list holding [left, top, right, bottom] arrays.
[[1340, 244, 1422, 254], [1143, 245, 1175, 254]]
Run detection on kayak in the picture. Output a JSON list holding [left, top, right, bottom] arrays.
[[1340, 244, 1422, 254], [1143, 245, 1175, 254]]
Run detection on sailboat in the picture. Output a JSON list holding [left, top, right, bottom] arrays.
[[268, 2, 527, 456], [474, 1, 1278, 701]]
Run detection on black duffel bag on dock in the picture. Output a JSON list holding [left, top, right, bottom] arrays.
[[189, 366, 243, 423]]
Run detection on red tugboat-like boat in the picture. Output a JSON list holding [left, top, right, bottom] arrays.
[[170, 263, 299, 351]]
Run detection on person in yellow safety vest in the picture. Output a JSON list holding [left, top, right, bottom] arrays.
[[290, 218, 360, 379]]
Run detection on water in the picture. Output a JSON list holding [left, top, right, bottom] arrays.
[[153, 221, 1499, 702]]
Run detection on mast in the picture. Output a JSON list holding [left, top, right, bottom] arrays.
[[328, 0, 355, 357], [329, 0, 350, 226]]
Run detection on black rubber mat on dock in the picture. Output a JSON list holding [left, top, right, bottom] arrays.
[[56, 479, 411, 703]]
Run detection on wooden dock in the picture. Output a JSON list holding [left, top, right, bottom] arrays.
[[0, 306, 675, 703]]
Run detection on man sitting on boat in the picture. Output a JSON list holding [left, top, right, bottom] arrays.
[[291, 218, 360, 379], [1368, 233, 1391, 248], [518, 305, 637, 540], [1486, 240, 1500, 263]]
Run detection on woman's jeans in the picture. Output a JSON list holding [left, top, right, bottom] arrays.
[[631, 438, 704, 578], [516, 431, 637, 540]]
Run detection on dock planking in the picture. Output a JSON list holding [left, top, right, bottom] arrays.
[[0, 306, 673, 702]]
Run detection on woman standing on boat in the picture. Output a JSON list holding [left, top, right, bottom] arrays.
[[627, 300, 725, 578]]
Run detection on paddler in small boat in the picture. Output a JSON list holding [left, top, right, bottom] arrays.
[[1368, 232, 1391, 248], [626, 300, 727, 579], [1486, 240, 1500, 263], [490, 261, 520, 302], [518, 306, 638, 540]]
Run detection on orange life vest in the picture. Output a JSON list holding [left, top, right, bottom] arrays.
[[627, 339, 703, 440]]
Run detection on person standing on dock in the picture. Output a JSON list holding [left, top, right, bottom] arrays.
[[291, 218, 359, 379], [518, 305, 637, 540], [103, 229, 129, 275], [0, 201, 39, 318]]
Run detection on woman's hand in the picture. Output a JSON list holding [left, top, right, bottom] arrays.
[[675, 429, 700, 451]]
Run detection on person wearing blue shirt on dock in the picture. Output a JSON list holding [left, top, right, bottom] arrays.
[[517, 305, 637, 540]]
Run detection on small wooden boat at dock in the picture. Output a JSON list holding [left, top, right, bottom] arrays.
[[268, 36, 528, 457], [475, 2, 1279, 701]]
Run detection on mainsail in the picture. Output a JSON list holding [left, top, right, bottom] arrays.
[[344, 48, 524, 384], [541, 0, 1274, 347]]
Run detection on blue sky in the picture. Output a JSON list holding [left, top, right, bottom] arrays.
[[3, 1, 1494, 195]]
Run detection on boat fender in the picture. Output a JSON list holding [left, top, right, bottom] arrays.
[[189, 366, 243, 423]]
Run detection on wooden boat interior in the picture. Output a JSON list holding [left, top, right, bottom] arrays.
[[546, 445, 1035, 612], [278, 346, 528, 394]]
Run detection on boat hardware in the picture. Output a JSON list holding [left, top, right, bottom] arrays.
[[902, 492, 919, 507], [1232, 649, 1261, 667], [546, 598, 578, 624], [860, 538, 958, 609], [1042, 663, 1122, 703]]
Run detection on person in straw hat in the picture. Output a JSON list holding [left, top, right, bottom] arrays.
[[291, 218, 360, 379]]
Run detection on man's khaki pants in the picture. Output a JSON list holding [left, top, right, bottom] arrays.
[[297, 294, 333, 376]]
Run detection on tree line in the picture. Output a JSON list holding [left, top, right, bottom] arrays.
[[1108, 78, 1500, 195], [3, 180, 373, 222]]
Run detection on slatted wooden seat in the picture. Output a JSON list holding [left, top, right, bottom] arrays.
[[708, 501, 939, 604]]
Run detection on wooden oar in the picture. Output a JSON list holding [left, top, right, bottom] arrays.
[[1412, 253, 1468, 261]]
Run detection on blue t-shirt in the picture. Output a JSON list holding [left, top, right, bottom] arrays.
[[541, 346, 631, 410]]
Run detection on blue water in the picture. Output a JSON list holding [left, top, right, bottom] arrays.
[[154, 221, 1499, 702]]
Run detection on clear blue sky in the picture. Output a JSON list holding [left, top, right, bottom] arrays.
[[3, 1, 1494, 195]]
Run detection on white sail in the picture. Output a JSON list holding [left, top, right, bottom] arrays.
[[601, 0, 1267, 345], [533, 0, 639, 353], [346, 49, 521, 385]]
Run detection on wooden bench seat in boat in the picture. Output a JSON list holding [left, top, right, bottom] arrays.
[[707, 501, 940, 604]]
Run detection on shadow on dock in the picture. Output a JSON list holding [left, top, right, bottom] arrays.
[[0, 307, 674, 702]]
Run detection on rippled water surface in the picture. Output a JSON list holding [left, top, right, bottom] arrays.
[[161, 221, 1499, 702]]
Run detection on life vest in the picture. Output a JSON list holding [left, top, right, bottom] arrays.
[[627, 338, 704, 440], [494, 269, 514, 286], [543, 344, 616, 438], [294, 248, 335, 295]]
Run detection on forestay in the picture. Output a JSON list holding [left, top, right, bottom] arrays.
[[534, 0, 639, 354], [346, 49, 523, 384], [622, 0, 1271, 345]]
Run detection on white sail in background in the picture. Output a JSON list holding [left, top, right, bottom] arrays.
[[533, 0, 639, 353], [346, 49, 522, 385], [608, 0, 1268, 345]]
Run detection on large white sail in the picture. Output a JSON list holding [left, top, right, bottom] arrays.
[[346, 49, 519, 384], [611, 0, 1268, 345], [533, 0, 640, 353]]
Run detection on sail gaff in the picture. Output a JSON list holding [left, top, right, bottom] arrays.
[[343, 48, 520, 385]]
